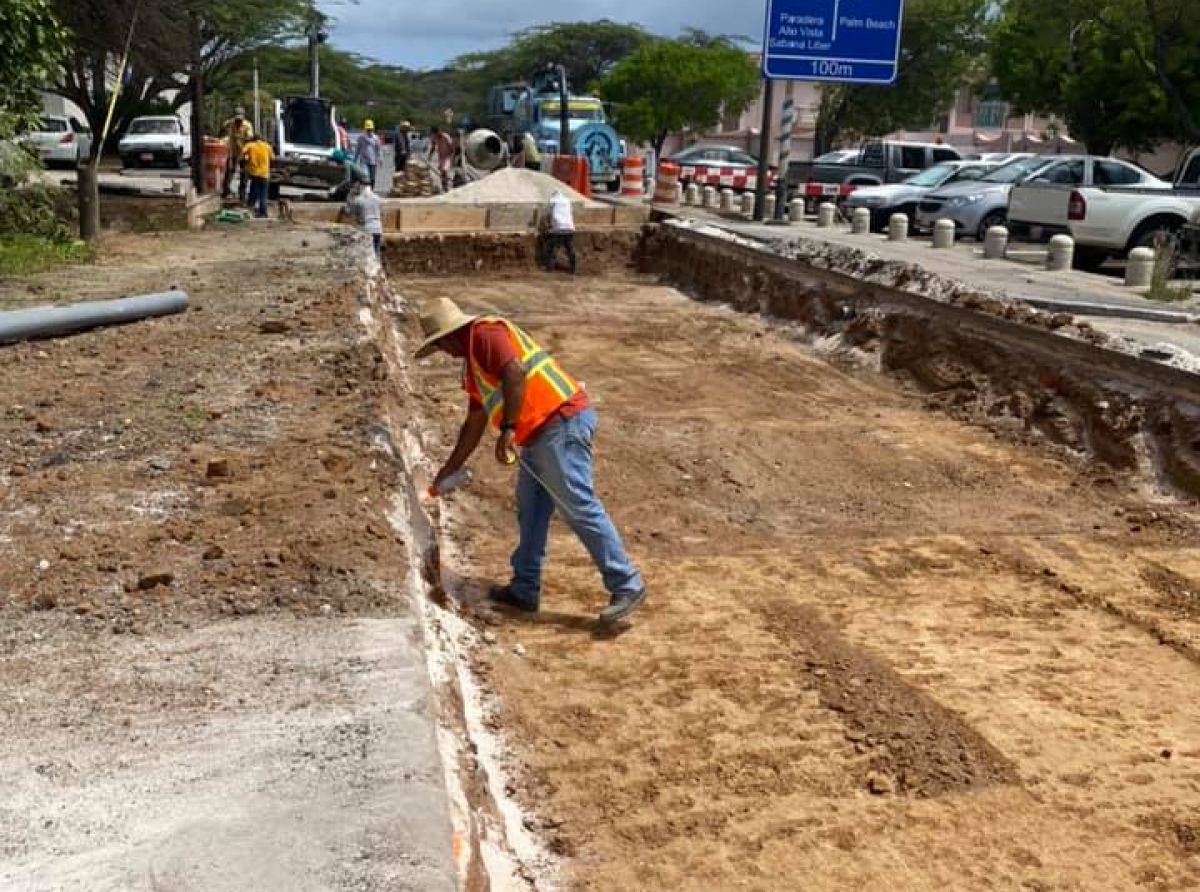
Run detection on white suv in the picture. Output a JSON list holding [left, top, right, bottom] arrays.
[[119, 116, 191, 169]]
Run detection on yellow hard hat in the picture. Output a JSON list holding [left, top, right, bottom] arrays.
[[364, 119, 374, 130]]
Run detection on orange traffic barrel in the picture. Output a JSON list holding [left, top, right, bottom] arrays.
[[551, 154, 592, 198], [653, 161, 680, 205], [620, 156, 645, 198], [202, 137, 229, 194]]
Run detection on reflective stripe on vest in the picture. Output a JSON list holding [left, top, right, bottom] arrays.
[[466, 317, 579, 445]]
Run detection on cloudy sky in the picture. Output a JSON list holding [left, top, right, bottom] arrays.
[[317, 0, 768, 69]]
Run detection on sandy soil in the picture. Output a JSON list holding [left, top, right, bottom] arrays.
[[0, 227, 456, 891], [404, 272, 1200, 892]]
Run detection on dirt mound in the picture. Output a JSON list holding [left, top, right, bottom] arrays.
[[430, 167, 601, 206]]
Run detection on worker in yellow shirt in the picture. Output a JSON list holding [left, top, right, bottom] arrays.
[[241, 135, 274, 219]]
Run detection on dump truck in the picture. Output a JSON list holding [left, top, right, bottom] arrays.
[[264, 96, 346, 198]]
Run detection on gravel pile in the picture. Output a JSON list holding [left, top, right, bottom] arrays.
[[430, 167, 603, 207]]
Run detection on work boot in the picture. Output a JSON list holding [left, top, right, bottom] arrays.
[[598, 589, 647, 625], [487, 584, 538, 613]]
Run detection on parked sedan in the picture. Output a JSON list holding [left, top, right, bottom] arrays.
[[667, 144, 760, 184], [916, 154, 1058, 240], [843, 161, 996, 231], [18, 115, 93, 167]]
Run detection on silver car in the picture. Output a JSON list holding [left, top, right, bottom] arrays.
[[916, 155, 1057, 240], [843, 161, 996, 231], [18, 115, 93, 168]]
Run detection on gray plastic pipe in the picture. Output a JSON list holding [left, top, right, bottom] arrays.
[[0, 291, 188, 344]]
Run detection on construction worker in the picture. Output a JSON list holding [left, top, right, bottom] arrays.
[[344, 174, 383, 259], [330, 148, 370, 198], [241, 134, 273, 219], [220, 106, 254, 202], [394, 120, 412, 172], [336, 117, 350, 152], [540, 189, 576, 274], [415, 298, 647, 626], [353, 119, 381, 188], [429, 125, 454, 191]]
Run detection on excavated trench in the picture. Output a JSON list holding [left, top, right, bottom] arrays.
[[375, 222, 1200, 890], [386, 225, 1200, 499]]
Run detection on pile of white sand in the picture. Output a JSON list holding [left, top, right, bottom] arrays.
[[430, 167, 603, 206]]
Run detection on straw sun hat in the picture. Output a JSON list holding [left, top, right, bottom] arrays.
[[415, 298, 476, 357]]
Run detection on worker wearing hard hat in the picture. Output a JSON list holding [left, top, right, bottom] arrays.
[[353, 119, 381, 188], [220, 106, 254, 202], [415, 297, 647, 626], [394, 120, 412, 172]]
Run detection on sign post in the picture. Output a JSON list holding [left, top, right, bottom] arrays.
[[759, 0, 905, 222], [762, 0, 906, 85]]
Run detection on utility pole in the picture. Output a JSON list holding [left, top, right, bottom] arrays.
[[555, 64, 570, 155], [191, 13, 205, 192], [753, 77, 775, 222], [306, 9, 328, 98], [253, 55, 261, 134]]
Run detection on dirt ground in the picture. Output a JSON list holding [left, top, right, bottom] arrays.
[[0, 226, 456, 891], [405, 273, 1200, 891]]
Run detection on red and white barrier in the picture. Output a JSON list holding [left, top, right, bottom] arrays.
[[677, 164, 777, 192]]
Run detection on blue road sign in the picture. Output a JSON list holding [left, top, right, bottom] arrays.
[[762, 0, 906, 84]]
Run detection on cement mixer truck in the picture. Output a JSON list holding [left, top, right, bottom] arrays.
[[486, 68, 624, 193]]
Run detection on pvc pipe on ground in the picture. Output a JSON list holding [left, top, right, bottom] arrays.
[[888, 213, 909, 242], [1125, 247, 1155, 287], [1046, 235, 1074, 271], [932, 219, 956, 249], [0, 291, 189, 345], [983, 226, 1009, 260], [817, 202, 837, 228], [851, 207, 871, 234]]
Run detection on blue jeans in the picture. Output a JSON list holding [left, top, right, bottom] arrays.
[[510, 406, 643, 605], [249, 176, 268, 218]]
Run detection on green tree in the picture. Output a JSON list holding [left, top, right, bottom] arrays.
[[1135, 0, 1200, 144], [0, 0, 70, 130], [991, 0, 1173, 154], [599, 37, 760, 157], [49, 0, 310, 152], [454, 19, 651, 109], [813, 0, 989, 155]]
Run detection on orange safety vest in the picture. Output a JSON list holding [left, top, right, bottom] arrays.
[[464, 317, 580, 445]]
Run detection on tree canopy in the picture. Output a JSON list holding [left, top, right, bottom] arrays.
[[599, 37, 760, 157], [812, 0, 989, 155], [992, 0, 1198, 153], [0, 0, 70, 131]]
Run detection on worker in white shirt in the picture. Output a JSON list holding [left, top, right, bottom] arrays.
[[540, 189, 576, 274], [345, 175, 384, 259]]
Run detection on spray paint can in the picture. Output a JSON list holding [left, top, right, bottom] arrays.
[[427, 467, 473, 498]]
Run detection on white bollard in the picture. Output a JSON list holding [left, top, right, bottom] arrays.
[[764, 193, 777, 220], [888, 213, 909, 242], [1046, 234, 1074, 271], [1125, 246, 1155, 287], [720, 188, 735, 212], [685, 183, 700, 206], [703, 186, 718, 209], [983, 225, 1009, 260], [675, 182, 685, 205], [817, 202, 837, 228], [741, 192, 756, 218], [932, 218, 956, 249], [851, 207, 871, 234], [789, 198, 805, 225]]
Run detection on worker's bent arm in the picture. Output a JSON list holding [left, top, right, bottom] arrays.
[[436, 406, 488, 484], [498, 359, 527, 427]]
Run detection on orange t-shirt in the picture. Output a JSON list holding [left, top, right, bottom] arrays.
[[466, 321, 588, 419]]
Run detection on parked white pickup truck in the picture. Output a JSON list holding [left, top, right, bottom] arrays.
[[1065, 147, 1200, 271], [1006, 156, 1171, 246]]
